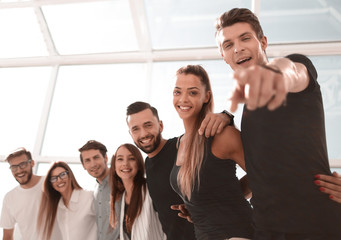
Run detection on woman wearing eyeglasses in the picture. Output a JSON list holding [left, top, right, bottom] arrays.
[[37, 161, 96, 240]]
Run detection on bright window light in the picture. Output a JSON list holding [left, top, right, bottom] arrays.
[[260, 0, 341, 43], [42, 0, 138, 54], [41, 63, 148, 157], [0, 67, 51, 155], [0, 8, 48, 58], [144, 0, 252, 49]]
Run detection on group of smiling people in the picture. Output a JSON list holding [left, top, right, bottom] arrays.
[[36, 142, 166, 240], [2, 7, 341, 240]]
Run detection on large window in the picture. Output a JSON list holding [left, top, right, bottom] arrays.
[[41, 63, 148, 157], [0, 8, 48, 58], [0, 1, 341, 238], [42, 0, 138, 54], [145, 0, 252, 49], [0, 67, 51, 153], [260, 0, 341, 43]]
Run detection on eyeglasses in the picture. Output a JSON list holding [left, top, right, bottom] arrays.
[[9, 159, 32, 172], [50, 171, 69, 183]]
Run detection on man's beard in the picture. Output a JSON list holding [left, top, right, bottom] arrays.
[[15, 169, 33, 186], [135, 131, 162, 154]]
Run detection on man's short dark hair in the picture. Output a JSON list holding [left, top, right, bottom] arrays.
[[126, 101, 160, 121], [78, 140, 107, 163], [215, 8, 264, 42]]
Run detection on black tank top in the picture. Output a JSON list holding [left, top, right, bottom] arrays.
[[170, 137, 253, 240]]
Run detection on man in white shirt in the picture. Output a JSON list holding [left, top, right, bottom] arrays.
[[0, 148, 43, 240]]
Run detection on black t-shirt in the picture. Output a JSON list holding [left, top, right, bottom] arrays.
[[145, 137, 196, 240], [241, 54, 341, 235]]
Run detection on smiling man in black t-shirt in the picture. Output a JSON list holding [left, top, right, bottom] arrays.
[[125, 101, 231, 240]]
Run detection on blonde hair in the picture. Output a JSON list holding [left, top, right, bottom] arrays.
[[176, 65, 214, 199]]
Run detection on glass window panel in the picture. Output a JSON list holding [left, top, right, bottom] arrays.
[[260, 0, 341, 43], [149, 60, 243, 140], [311, 55, 341, 161], [0, 67, 51, 155], [144, 0, 251, 49], [42, 0, 138, 55], [42, 64, 148, 157], [36, 162, 95, 191], [0, 8, 48, 58]]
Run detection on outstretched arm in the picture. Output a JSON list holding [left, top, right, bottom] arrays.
[[314, 172, 341, 203], [229, 57, 310, 112]]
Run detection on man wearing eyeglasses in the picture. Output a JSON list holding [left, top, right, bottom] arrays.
[[0, 148, 44, 240]]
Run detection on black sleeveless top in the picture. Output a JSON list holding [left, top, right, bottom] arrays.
[[170, 137, 253, 240]]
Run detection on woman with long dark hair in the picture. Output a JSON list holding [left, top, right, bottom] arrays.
[[37, 161, 96, 240], [109, 143, 165, 240]]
